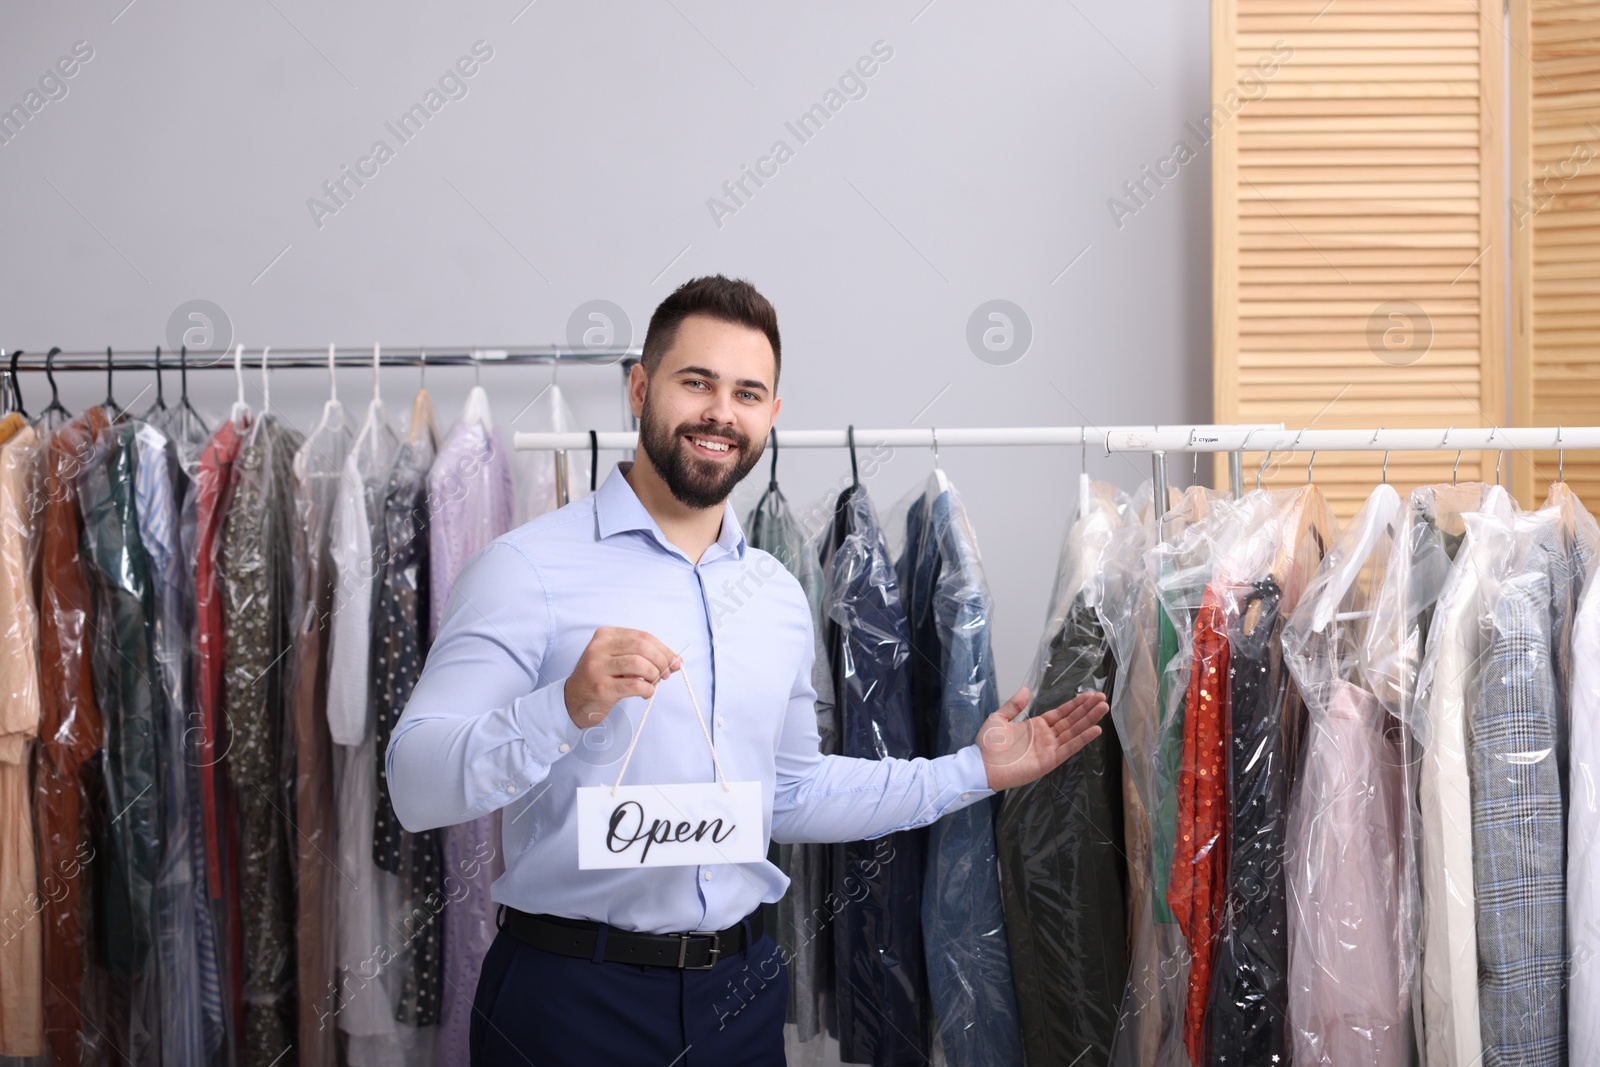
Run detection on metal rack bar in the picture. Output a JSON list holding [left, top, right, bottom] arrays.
[[1105, 427, 1600, 453], [0, 346, 641, 373], [513, 423, 1283, 452]]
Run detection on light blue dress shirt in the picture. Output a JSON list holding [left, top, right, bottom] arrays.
[[387, 463, 994, 935]]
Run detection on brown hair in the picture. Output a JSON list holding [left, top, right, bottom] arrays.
[[640, 274, 781, 388]]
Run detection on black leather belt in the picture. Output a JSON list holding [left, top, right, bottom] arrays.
[[501, 907, 762, 970]]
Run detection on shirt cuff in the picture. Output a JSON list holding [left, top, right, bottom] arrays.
[[513, 680, 576, 767], [949, 744, 994, 803]]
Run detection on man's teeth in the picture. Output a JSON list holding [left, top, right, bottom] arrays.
[[693, 438, 731, 452]]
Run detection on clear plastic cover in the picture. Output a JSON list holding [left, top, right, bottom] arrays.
[[818, 482, 929, 1065], [513, 381, 587, 522], [1203, 485, 1333, 1064], [897, 474, 1022, 1067], [132, 420, 208, 1065], [746, 477, 835, 1055], [0, 415, 44, 1057], [75, 413, 162, 1062], [1567, 487, 1600, 1063], [1281, 483, 1414, 1066], [996, 477, 1126, 1067], [220, 413, 304, 1060]]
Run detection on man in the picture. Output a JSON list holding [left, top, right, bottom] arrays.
[[387, 275, 1109, 1065]]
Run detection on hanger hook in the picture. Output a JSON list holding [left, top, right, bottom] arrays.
[[105, 346, 115, 408], [45, 347, 61, 407], [373, 343, 382, 403], [153, 345, 164, 407], [847, 424, 859, 487], [327, 344, 338, 403], [1452, 449, 1463, 486], [261, 346, 271, 415], [930, 427, 940, 468], [7, 350, 25, 418], [588, 428, 599, 494], [1557, 426, 1565, 482], [768, 427, 780, 491], [419, 348, 427, 390], [1307, 450, 1316, 484], [233, 343, 246, 411]]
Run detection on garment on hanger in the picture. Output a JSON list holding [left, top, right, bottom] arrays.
[[512, 380, 585, 520], [996, 478, 1124, 1067], [1411, 485, 1513, 1067], [371, 399, 445, 1030], [819, 482, 930, 1065], [221, 413, 303, 1063], [1206, 485, 1333, 1064], [1568, 512, 1600, 1063], [132, 420, 209, 1066], [0, 413, 44, 1057], [327, 395, 408, 1066], [77, 413, 166, 1065], [747, 479, 835, 1048], [35, 405, 112, 1067], [1466, 490, 1596, 1065], [1280, 484, 1412, 1067], [289, 393, 352, 1067], [426, 386, 513, 1067], [900, 478, 1022, 1067]]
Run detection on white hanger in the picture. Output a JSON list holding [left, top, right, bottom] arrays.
[[924, 427, 950, 497], [260, 346, 271, 417], [229, 343, 250, 424], [1304, 482, 1401, 634], [307, 343, 348, 440], [352, 342, 399, 475]]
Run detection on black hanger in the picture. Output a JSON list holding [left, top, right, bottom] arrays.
[[178, 345, 210, 434], [7, 350, 25, 419], [147, 345, 168, 414], [589, 429, 599, 493], [41, 347, 71, 420], [103, 346, 121, 416], [767, 428, 780, 492], [846, 424, 859, 487]]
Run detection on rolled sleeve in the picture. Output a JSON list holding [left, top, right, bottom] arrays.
[[387, 542, 573, 832], [770, 628, 995, 845]]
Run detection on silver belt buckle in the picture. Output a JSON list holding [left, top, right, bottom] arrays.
[[680, 931, 721, 970]]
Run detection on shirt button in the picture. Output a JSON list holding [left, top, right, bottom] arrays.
[[558, 742, 570, 753], [504, 783, 516, 794], [716, 717, 725, 728], [960, 792, 971, 801], [704, 870, 713, 881]]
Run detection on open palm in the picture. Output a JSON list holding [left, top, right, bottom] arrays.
[[976, 687, 1111, 791]]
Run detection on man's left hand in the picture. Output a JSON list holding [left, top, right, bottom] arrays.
[[976, 687, 1111, 792]]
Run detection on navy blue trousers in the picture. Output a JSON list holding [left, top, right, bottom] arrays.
[[470, 921, 789, 1066]]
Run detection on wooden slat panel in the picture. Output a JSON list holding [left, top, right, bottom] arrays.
[[1214, 0, 1504, 512], [1511, 0, 1600, 504]]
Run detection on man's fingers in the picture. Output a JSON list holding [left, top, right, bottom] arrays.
[[992, 686, 1030, 723], [1037, 690, 1106, 727], [604, 629, 682, 677]]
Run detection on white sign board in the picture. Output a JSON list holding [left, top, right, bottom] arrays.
[[576, 781, 765, 870]]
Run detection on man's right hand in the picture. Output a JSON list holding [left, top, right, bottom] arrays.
[[563, 627, 683, 730]]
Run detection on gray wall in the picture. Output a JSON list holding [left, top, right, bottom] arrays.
[[0, 0, 1211, 691]]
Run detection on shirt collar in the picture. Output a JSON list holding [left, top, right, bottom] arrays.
[[595, 461, 747, 563]]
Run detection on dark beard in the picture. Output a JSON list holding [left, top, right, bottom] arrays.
[[637, 395, 763, 509]]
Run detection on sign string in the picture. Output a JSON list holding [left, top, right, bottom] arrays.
[[610, 652, 731, 795]]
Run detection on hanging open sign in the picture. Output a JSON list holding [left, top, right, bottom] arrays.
[[577, 781, 764, 869], [576, 654, 765, 870]]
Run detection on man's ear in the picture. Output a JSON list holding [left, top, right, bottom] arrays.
[[628, 362, 649, 420]]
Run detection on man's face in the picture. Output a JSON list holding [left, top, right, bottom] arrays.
[[632, 314, 780, 509]]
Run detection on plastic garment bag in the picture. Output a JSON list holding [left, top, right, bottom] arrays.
[[1567, 488, 1600, 1063], [428, 384, 515, 1067], [996, 478, 1125, 1067], [0, 414, 44, 1056], [818, 482, 930, 1065], [131, 421, 208, 1066], [1468, 491, 1597, 1064], [76, 413, 163, 1062], [1205, 485, 1334, 1065], [370, 405, 446, 1031], [1410, 485, 1514, 1067], [746, 478, 835, 1054], [1103, 484, 1228, 1067], [288, 393, 352, 1067], [513, 380, 586, 520], [220, 413, 305, 1062], [898, 476, 1022, 1067], [1281, 483, 1414, 1067]]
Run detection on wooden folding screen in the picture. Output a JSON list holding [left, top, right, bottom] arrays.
[[1510, 1, 1600, 506], [1212, 0, 1505, 516]]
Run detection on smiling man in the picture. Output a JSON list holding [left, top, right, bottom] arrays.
[[386, 274, 1109, 1066]]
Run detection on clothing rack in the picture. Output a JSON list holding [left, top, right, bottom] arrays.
[[512, 425, 1283, 452]]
